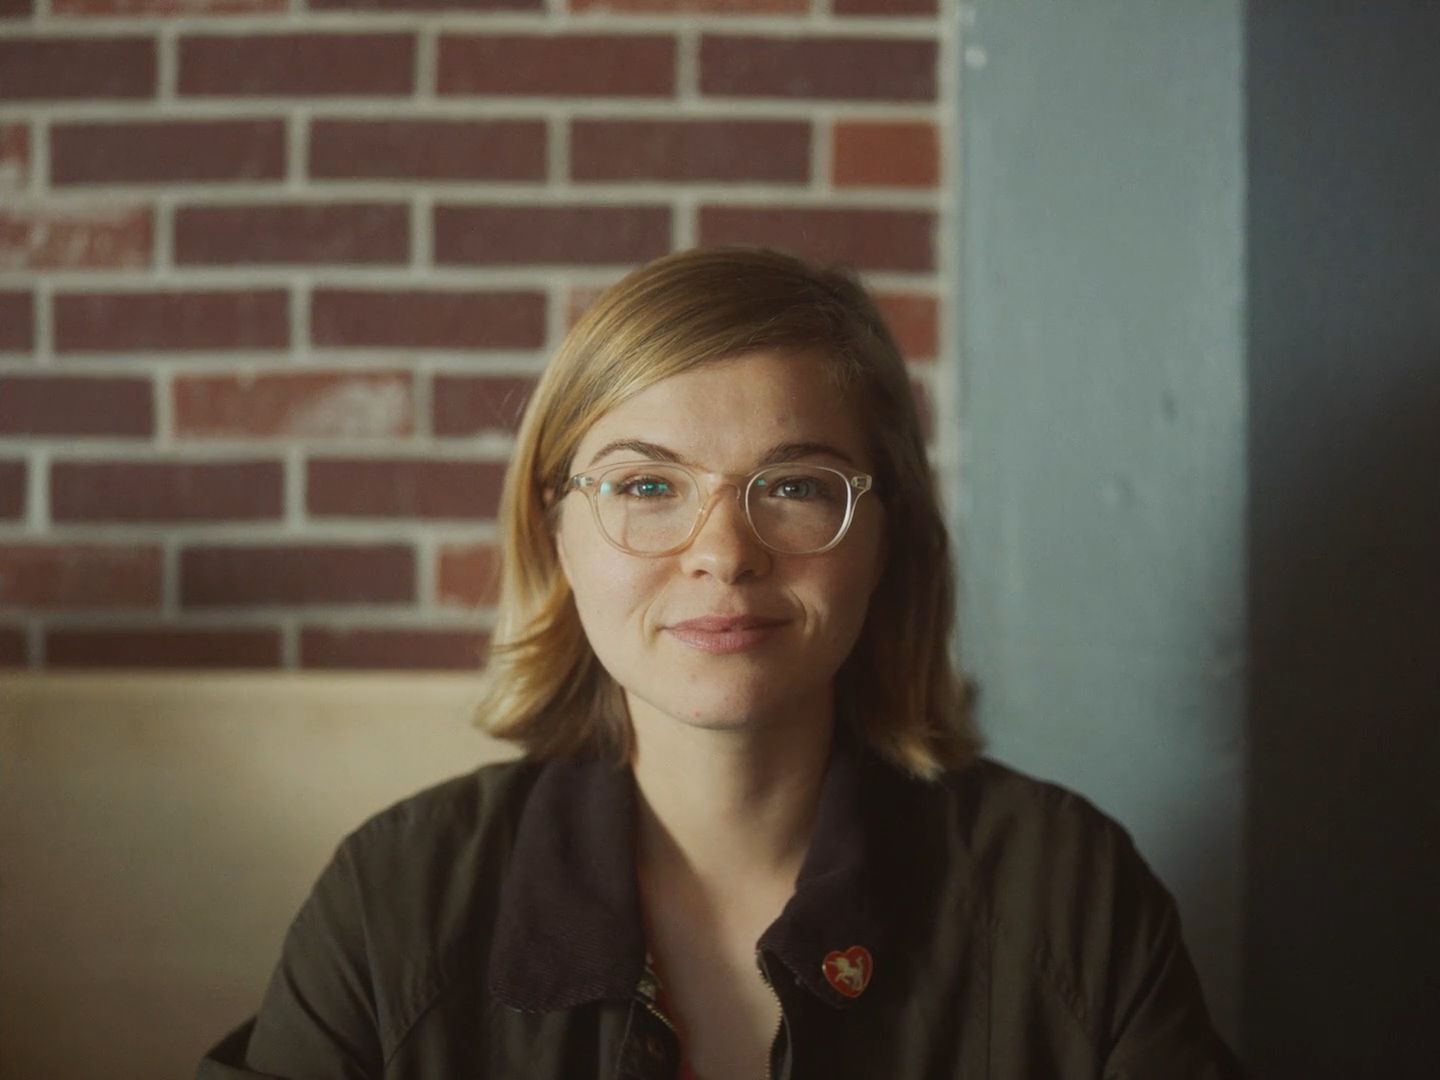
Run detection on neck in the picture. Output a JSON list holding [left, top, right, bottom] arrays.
[[628, 697, 834, 892]]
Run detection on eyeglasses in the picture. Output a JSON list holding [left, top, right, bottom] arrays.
[[564, 460, 874, 557]]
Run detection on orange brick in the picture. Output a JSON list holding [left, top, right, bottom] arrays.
[[53, 0, 285, 12], [0, 543, 162, 610], [0, 205, 151, 270], [300, 626, 490, 671], [570, 0, 808, 14], [46, 627, 283, 670], [0, 123, 28, 189], [438, 543, 502, 607], [175, 371, 413, 439], [874, 292, 938, 361], [833, 120, 938, 188]]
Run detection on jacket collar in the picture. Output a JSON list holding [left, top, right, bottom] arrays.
[[488, 728, 931, 1013]]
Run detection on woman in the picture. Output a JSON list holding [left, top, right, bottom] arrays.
[[199, 247, 1244, 1078]]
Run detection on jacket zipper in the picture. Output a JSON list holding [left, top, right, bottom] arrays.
[[756, 951, 785, 1080]]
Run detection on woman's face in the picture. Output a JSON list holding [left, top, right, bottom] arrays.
[[554, 350, 886, 737]]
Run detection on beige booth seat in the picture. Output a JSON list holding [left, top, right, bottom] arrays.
[[0, 672, 518, 1080]]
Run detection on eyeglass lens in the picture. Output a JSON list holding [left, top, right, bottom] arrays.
[[592, 463, 852, 554]]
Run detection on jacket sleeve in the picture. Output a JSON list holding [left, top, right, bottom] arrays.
[[196, 840, 385, 1080], [1098, 831, 1248, 1080]]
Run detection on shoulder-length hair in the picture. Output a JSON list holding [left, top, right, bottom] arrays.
[[474, 247, 979, 779]]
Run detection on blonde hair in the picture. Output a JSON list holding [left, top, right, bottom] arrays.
[[474, 247, 979, 779]]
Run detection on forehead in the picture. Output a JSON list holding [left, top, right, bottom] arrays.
[[574, 351, 869, 468]]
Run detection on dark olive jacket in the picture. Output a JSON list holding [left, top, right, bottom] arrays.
[[197, 737, 1246, 1079]]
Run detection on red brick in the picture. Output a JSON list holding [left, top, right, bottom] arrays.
[[312, 0, 537, 9], [46, 627, 283, 670], [833, 120, 938, 188], [0, 123, 28, 189], [910, 374, 932, 442], [181, 544, 415, 606], [0, 206, 151, 271], [0, 459, 25, 518], [0, 291, 33, 351], [0, 38, 156, 101], [0, 627, 25, 668], [874, 291, 938, 360], [435, 204, 670, 266], [55, 290, 289, 352], [0, 376, 153, 437], [51, 120, 285, 186], [0, 543, 162, 610], [432, 375, 535, 436], [307, 458, 505, 519], [180, 34, 415, 97], [53, 0, 285, 12], [570, 0, 805, 10], [835, 0, 935, 12], [438, 35, 675, 98], [698, 206, 934, 272], [175, 371, 413, 439], [437, 542, 500, 607], [300, 626, 489, 671], [174, 203, 408, 266], [309, 119, 545, 182], [700, 35, 935, 101], [0, 0, 34, 18], [311, 288, 545, 350], [565, 283, 613, 329], [571, 119, 809, 183], [50, 460, 283, 523]]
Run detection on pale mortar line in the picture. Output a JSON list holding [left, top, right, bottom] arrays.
[[152, 365, 174, 450], [0, 180, 942, 207], [29, 446, 49, 532], [933, 0, 965, 496], [672, 195, 696, 250], [30, 116, 49, 192], [161, 537, 179, 618], [284, 443, 305, 533], [548, 112, 568, 190], [33, 281, 54, 365], [675, 24, 700, 104], [20, 351, 546, 376], [8, 261, 941, 291], [290, 274, 311, 357], [287, 108, 309, 191], [0, 98, 940, 123], [415, 24, 439, 102], [544, 274, 569, 352], [410, 191, 433, 275], [811, 106, 835, 197], [156, 22, 179, 104], [153, 193, 175, 272], [414, 532, 438, 617]]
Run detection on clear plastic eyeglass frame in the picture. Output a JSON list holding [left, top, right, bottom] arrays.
[[564, 460, 875, 557]]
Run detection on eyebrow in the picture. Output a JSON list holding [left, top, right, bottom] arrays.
[[585, 438, 859, 470]]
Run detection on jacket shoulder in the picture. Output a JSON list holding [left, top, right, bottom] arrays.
[[937, 758, 1181, 1037]]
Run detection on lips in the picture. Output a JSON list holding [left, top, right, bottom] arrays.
[[665, 614, 788, 654]]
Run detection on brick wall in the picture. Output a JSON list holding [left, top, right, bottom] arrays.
[[0, 0, 953, 672]]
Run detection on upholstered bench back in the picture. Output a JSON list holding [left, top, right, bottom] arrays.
[[0, 673, 517, 1080]]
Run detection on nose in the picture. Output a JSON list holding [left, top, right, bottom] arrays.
[[677, 484, 770, 582]]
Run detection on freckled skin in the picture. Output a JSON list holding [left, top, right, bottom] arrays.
[[554, 351, 886, 736]]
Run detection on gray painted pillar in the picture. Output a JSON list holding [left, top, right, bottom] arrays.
[[955, 0, 1247, 1046]]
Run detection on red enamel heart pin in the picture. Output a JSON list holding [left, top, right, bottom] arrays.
[[821, 945, 873, 999]]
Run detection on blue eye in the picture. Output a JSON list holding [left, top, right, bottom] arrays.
[[617, 476, 672, 498]]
